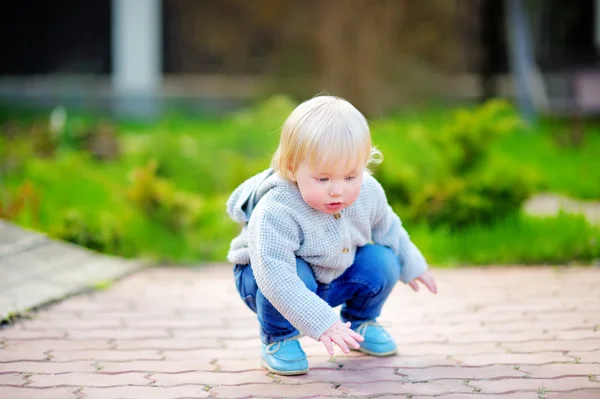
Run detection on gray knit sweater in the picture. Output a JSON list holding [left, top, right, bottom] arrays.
[[226, 168, 428, 341]]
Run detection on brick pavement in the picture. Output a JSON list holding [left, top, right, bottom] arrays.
[[0, 265, 599, 398]]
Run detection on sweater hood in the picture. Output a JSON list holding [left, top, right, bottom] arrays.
[[226, 168, 286, 224]]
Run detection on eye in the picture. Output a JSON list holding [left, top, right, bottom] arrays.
[[345, 176, 356, 181], [317, 177, 329, 182]]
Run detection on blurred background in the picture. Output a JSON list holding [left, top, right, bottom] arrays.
[[1, 0, 599, 267]]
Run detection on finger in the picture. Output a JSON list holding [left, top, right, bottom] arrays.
[[348, 329, 364, 342], [341, 331, 361, 349], [424, 275, 438, 294], [331, 334, 350, 354], [320, 335, 334, 355], [420, 275, 437, 294], [409, 280, 419, 291], [430, 276, 438, 294]]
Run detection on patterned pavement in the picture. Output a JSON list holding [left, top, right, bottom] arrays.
[[1, 264, 599, 398]]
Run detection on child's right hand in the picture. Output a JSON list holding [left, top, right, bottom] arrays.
[[319, 320, 364, 355]]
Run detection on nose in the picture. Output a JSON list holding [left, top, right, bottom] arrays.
[[329, 183, 342, 197]]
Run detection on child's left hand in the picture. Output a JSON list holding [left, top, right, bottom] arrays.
[[408, 271, 437, 294]]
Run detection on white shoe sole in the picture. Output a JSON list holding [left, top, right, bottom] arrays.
[[261, 360, 309, 376]]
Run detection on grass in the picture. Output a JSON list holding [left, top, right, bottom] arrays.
[[1, 99, 600, 266], [492, 123, 600, 200], [410, 212, 600, 266]]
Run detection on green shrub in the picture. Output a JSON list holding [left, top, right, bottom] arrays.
[[51, 209, 131, 255], [126, 160, 204, 233], [0, 135, 36, 177], [2, 97, 599, 266], [411, 211, 600, 266], [374, 99, 540, 229]]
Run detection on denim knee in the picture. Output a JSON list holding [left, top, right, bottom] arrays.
[[355, 244, 401, 291], [296, 258, 318, 293]]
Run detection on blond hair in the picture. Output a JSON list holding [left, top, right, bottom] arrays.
[[271, 95, 382, 179]]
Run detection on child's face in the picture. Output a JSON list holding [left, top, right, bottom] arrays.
[[290, 160, 364, 215]]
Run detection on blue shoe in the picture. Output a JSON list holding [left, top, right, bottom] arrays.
[[261, 336, 309, 375], [353, 322, 397, 356]]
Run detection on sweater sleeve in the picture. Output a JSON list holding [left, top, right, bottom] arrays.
[[368, 177, 428, 283], [247, 201, 340, 341]]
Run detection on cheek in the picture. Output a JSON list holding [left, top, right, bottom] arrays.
[[299, 181, 327, 207], [346, 182, 362, 202]]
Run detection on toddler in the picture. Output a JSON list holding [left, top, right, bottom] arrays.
[[226, 95, 437, 375]]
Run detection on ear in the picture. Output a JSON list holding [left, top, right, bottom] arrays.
[[286, 167, 296, 182]]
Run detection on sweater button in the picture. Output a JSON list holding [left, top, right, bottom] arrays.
[[342, 248, 349, 253], [334, 213, 341, 219]]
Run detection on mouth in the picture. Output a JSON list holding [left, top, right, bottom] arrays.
[[326, 202, 343, 210]]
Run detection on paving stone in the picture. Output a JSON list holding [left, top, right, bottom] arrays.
[[502, 339, 600, 353], [568, 350, 600, 362], [0, 387, 78, 399], [171, 327, 260, 339], [488, 321, 597, 333], [0, 373, 25, 385], [2, 264, 600, 398], [49, 349, 162, 361], [333, 354, 458, 369], [209, 383, 340, 398], [152, 370, 273, 386], [454, 352, 571, 366], [80, 386, 210, 399], [66, 328, 170, 340], [162, 348, 258, 361], [519, 363, 600, 378], [471, 377, 600, 394], [337, 379, 473, 396], [213, 358, 269, 372], [555, 329, 600, 340], [215, 353, 340, 372], [0, 347, 49, 361], [0, 329, 67, 340], [29, 372, 148, 387], [276, 367, 400, 384], [545, 389, 600, 399], [125, 318, 226, 329], [397, 365, 525, 381], [21, 318, 122, 330], [3, 339, 113, 352], [446, 331, 558, 344], [113, 338, 223, 350], [0, 361, 96, 373], [396, 342, 505, 356], [97, 359, 215, 373], [410, 394, 538, 399]]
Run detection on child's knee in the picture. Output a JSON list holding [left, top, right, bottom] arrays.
[[359, 244, 401, 288], [296, 258, 318, 292]]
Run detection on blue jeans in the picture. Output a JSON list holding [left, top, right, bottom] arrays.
[[233, 244, 401, 344]]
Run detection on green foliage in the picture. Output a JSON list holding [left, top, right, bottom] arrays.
[[1, 127, 45, 177], [0, 181, 40, 223], [410, 212, 600, 266], [126, 159, 204, 233], [230, 94, 297, 134], [491, 123, 600, 200], [1, 97, 599, 266], [374, 99, 541, 229], [51, 209, 130, 255], [429, 99, 522, 172]]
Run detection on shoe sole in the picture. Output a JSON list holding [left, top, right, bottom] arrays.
[[351, 347, 398, 357], [260, 360, 309, 376]]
